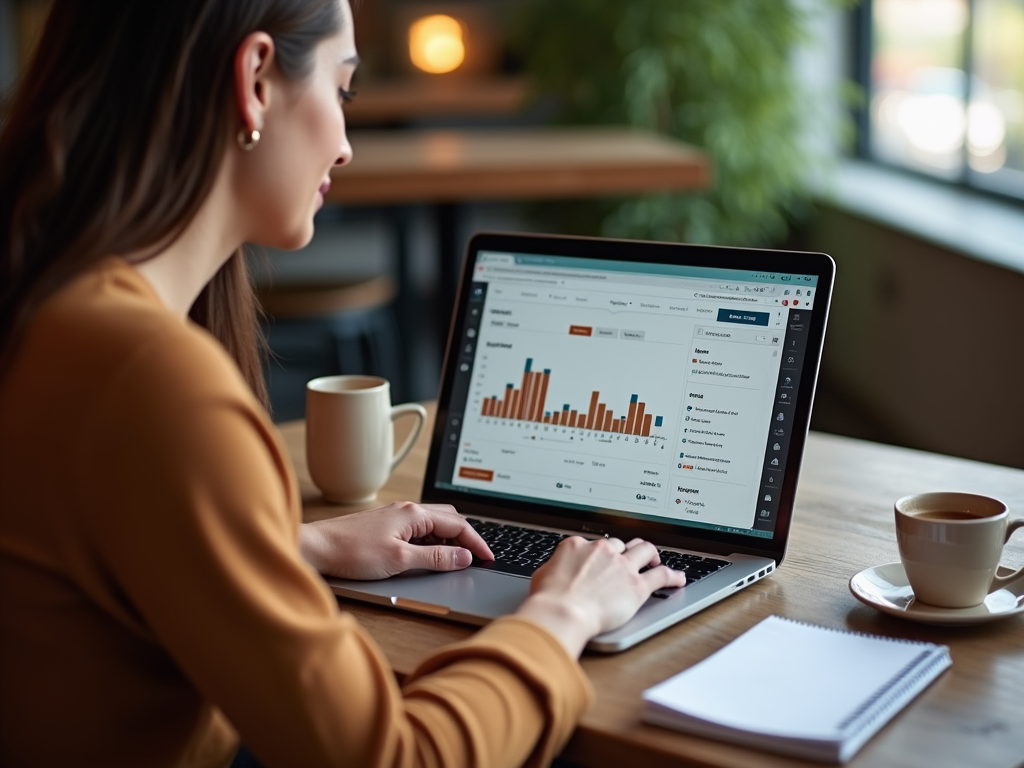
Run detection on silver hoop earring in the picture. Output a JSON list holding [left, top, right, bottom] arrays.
[[237, 128, 261, 151]]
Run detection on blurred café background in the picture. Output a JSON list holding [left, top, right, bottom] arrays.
[[3, 0, 1022, 468]]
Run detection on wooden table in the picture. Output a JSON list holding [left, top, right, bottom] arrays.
[[280, 408, 1024, 768], [342, 77, 530, 126], [328, 127, 710, 206], [326, 127, 711, 397]]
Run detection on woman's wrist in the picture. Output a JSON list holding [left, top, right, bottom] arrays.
[[298, 522, 330, 574], [514, 592, 600, 659]]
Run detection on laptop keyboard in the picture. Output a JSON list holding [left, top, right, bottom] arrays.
[[466, 518, 730, 586]]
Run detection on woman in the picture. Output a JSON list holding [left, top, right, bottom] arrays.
[[0, 1, 685, 766]]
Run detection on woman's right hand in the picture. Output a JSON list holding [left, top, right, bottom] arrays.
[[515, 536, 687, 658]]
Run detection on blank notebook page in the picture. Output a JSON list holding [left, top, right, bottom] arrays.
[[643, 615, 938, 740]]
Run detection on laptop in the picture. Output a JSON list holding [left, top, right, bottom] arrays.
[[326, 232, 835, 651]]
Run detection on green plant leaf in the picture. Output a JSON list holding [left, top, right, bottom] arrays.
[[512, 0, 859, 246]]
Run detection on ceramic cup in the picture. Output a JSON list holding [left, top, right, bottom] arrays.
[[306, 375, 427, 504], [894, 492, 1024, 608]]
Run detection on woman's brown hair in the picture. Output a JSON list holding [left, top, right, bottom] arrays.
[[0, 0, 343, 409]]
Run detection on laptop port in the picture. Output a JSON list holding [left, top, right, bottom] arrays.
[[758, 569, 766, 577]]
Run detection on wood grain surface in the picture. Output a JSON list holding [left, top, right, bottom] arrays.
[[327, 127, 711, 205], [342, 78, 529, 126], [279, 406, 1024, 768]]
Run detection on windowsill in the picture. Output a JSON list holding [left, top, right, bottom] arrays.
[[820, 160, 1024, 275]]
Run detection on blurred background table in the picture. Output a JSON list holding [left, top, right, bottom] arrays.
[[330, 127, 709, 206], [341, 77, 530, 126], [279, 407, 1024, 768]]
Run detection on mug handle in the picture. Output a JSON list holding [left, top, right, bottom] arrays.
[[390, 403, 428, 473], [990, 518, 1024, 592]]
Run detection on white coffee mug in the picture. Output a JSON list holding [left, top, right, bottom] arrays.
[[895, 492, 1024, 608], [306, 375, 427, 504]]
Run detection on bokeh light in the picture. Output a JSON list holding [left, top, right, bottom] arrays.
[[409, 15, 466, 75]]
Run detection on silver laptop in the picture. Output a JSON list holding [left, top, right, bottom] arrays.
[[327, 232, 835, 651]]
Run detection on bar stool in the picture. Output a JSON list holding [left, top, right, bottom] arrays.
[[259, 275, 403, 422]]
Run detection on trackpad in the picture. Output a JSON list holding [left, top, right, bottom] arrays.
[[330, 568, 531, 622]]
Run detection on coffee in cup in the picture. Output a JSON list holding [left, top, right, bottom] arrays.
[[894, 492, 1024, 609], [306, 375, 427, 504]]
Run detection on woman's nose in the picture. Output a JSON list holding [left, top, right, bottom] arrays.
[[335, 137, 353, 167]]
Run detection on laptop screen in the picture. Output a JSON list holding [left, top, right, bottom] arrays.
[[429, 240, 827, 545]]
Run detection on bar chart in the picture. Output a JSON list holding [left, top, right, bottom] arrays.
[[480, 357, 665, 437]]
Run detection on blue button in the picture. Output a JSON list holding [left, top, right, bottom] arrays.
[[717, 309, 769, 326]]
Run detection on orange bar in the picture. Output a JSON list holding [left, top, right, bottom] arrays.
[[534, 372, 551, 422], [633, 402, 646, 435], [595, 404, 606, 432], [524, 373, 536, 421], [481, 399, 489, 417], [553, 410, 561, 426], [530, 373, 542, 420], [518, 368, 531, 420], [521, 372, 535, 421], [569, 325, 593, 336], [510, 390, 520, 420], [501, 385, 514, 418], [543, 415, 551, 423], [540, 373, 553, 422], [569, 409, 577, 426], [602, 411, 614, 431], [612, 420, 621, 433], [586, 391, 599, 432], [458, 467, 495, 481], [525, 371, 539, 420], [578, 416, 587, 429], [641, 413, 652, 437], [625, 399, 638, 434]]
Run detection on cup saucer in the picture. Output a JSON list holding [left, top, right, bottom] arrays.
[[849, 562, 1024, 626]]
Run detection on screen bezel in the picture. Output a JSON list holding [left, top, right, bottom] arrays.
[[421, 232, 835, 565]]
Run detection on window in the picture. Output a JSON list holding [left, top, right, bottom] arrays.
[[859, 0, 1024, 201]]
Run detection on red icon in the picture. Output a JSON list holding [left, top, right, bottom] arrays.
[[793, 300, 799, 306], [782, 300, 789, 306]]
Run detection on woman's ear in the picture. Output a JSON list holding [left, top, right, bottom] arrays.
[[234, 32, 276, 135]]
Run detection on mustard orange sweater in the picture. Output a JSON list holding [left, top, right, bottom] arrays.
[[0, 259, 591, 768]]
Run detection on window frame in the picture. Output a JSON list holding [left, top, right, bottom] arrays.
[[849, 0, 1024, 208]]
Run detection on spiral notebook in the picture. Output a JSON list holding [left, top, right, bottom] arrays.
[[642, 615, 951, 763]]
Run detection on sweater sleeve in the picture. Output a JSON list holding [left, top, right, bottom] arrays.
[[73, 326, 592, 768]]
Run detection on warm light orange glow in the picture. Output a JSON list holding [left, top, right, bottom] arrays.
[[409, 14, 465, 74]]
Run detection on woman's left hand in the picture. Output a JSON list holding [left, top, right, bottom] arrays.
[[299, 501, 494, 580]]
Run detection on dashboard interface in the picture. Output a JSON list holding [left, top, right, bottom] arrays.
[[433, 251, 821, 541]]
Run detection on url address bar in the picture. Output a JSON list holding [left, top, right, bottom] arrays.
[[693, 292, 762, 304]]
